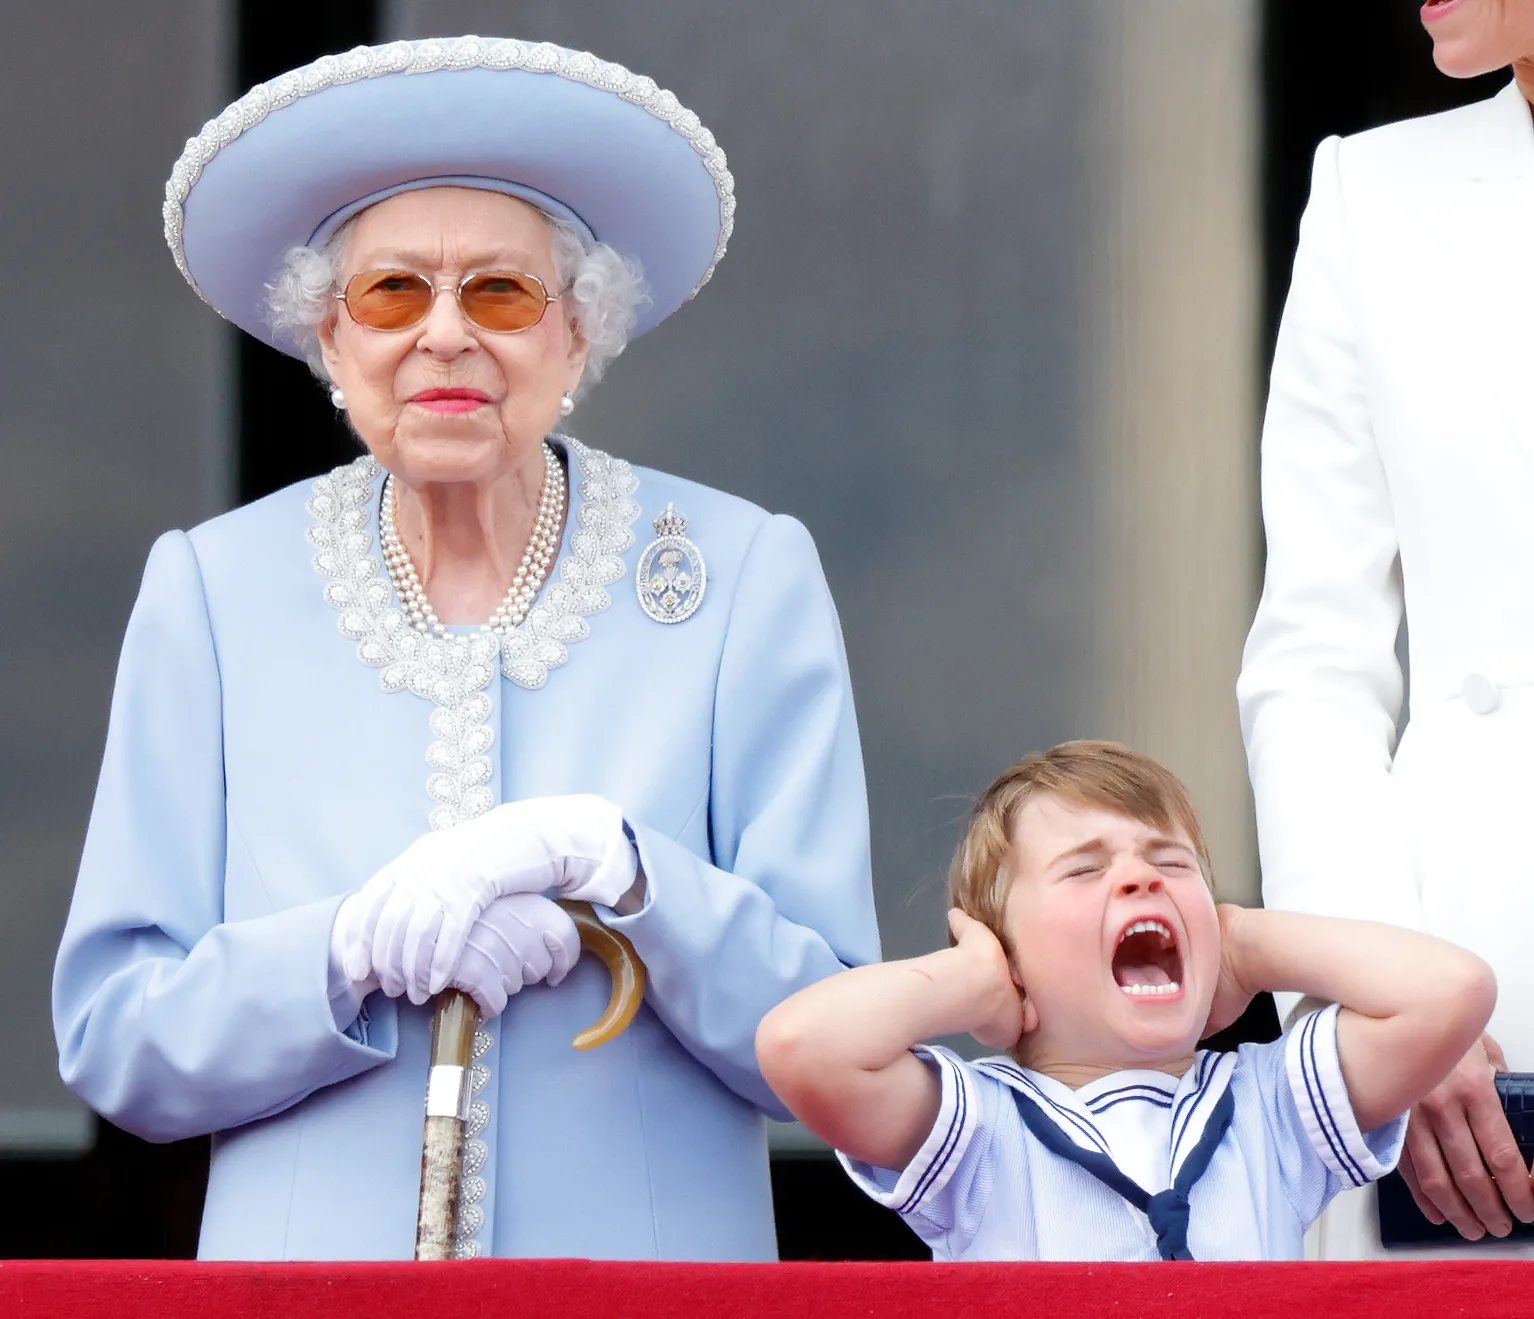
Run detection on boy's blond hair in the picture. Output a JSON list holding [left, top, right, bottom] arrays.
[[947, 740, 1213, 954]]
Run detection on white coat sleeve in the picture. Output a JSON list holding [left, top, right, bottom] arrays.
[[605, 513, 880, 1118], [52, 532, 396, 1142], [1237, 137, 1423, 982]]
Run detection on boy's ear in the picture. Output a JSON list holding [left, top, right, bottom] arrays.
[[1016, 991, 1040, 1037], [1010, 964, 1041, 1036]]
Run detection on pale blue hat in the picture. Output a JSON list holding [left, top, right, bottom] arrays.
[[163, 36, 735, 357]]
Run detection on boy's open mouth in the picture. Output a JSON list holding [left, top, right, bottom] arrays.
[[1111, 918, 1183, 998]]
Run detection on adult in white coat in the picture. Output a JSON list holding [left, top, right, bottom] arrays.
[[1238, 1, 1534, 1259]]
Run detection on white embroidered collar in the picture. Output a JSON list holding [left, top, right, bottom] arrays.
[[307, 435, 639, 686], [306, 435, 640, 832]]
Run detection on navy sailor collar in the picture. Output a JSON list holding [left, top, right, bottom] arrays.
[[974, 1050, 1238, 1188]]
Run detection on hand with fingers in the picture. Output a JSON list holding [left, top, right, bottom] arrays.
[[329, 794, 637, 1008], [1398, 1033, 1534, 1240], [1201, 904, 1258, 1040], [946, 909, 1026, 1051], [447, 894, 582, 1017]]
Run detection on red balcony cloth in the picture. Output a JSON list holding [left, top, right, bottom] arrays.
[[0, 1258, 1526, 1318]]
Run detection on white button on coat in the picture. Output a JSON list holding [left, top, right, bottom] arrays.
[[1462, 673, 1500, 716]]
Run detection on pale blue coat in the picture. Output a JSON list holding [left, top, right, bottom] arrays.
[[52, 437, 879, 1261]]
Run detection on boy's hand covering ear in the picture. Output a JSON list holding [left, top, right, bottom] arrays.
[[1201, 903, 1257, 1039], [948, 909, 1026, 1050]]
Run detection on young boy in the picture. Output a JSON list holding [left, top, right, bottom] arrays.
[[756, 741, 1494, 1261]]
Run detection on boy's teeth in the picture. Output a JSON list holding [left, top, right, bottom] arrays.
[[1118, 918, 1173, 944], [1119, 981, 1181, 997]]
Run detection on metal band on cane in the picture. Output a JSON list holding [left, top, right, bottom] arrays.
[[424, 1065, 472, 1120]]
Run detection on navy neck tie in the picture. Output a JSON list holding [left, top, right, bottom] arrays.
[[1010, 1083, 1235, 1260]]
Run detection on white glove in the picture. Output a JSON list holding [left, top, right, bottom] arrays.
[[449, 893, 581, 1018], [341, 794, 636, 1003], [328, 890, 381, 1027]]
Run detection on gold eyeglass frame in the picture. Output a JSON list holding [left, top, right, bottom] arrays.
[[335, 269, 561, 334]]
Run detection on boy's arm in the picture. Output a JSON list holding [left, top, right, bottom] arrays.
[[1217, 905, 1495, 1132], [755, 911, 1023, 1171]]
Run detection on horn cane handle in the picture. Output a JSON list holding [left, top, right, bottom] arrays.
[[557, 899, 647, 1049]]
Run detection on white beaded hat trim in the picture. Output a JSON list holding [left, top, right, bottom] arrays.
[[162, 36, 736, 311]]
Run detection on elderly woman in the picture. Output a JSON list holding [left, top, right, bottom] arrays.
[[52, 37, 878, 1261], [1239, 3, 1534, 1259]]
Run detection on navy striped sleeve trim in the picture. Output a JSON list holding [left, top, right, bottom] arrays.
[[1283, 1003, 1403, 1187], [835, 1045, 981, 1218]]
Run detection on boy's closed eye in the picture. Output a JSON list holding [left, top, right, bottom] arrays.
[[1155, 855, 1197, 873]]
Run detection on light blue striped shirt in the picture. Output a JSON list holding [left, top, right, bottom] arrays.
[[840, 1004, 1404, 1260]]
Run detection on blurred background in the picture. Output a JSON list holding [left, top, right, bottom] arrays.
[[0, 0, 1506, 1260]]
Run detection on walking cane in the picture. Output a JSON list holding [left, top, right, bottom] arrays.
[[413, 898, 647, 1260]]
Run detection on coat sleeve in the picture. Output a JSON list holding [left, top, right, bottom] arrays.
[[52, 531, 396, 1143], [605, 513, 880, 1118], [1236, 137, 1423, 994]]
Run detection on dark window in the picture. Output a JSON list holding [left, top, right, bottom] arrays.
[[236, 1, 379, 505]]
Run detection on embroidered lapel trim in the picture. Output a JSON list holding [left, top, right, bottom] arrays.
[[307, 437, 640, 684], [306, 437, 641, 833], [976, 1051, 1236, 1186], [500, 437, 640, 689]]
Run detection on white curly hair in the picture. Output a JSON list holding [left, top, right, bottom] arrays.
[[264, 205, 647, 398]]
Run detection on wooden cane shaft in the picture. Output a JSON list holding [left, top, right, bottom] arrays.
[[414, 989, 480, 1261], [415, 1116, 465, 1261]]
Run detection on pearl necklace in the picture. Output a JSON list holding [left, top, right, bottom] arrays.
[[380, 442, 567, 638]]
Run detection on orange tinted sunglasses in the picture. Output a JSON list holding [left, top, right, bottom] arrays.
[[336, 269, 560, 334]]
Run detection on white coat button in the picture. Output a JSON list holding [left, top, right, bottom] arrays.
[[1462, 673, 1500, 716]]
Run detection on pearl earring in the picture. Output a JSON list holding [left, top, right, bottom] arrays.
[[559, 393, 575, 417], [330, 387, 346, 409]]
